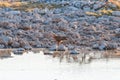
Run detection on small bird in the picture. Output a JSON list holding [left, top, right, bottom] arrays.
[[52, 33, 67, 51]]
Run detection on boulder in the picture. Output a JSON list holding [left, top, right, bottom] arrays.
[[70, 50, 79, 55], [106, 43, 118, 50], [49, 44, 65, 51], [6, 11, 21, 15], [112, 11, 120, 17], [11, 41, 20, 48], [24, 45, 32, 50], [53, 9, 62, 14], [0, 35, 12, 46]]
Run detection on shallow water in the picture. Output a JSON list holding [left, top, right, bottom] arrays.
[[0, 51, 120, 80]]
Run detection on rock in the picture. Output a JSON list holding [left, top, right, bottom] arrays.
[[11, 41, 20, 48], [112, 11, 120, 17], [67, 6, 79, 11], [58, 44, 66, 51], [109, 16, 120, 22], [0, 44, 5, 48], [99, 43, 107, 50], [49, 44, 65, 51], [108, 3, 117, 9], [0, 22, 9, 28], [35, 44, 42, 48], [93, 2, 106, 11], [92, 42, 117, 50], [73, 2, 81, 8], [92, 43, 99, 49], [24, 45, 32, 50], [70, 50, 79, 55], [18, 40, 28, 48], [67, 44, 75, 50], [115, 28, 120, 34], [49, 45, 56, 51], [3, 8, 13, 12], [92, 42, 107, 50]]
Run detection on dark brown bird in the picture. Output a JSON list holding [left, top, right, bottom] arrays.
[[52, 33, 67, 50]]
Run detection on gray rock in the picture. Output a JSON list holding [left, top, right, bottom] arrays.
[[33, 8, 40, 13], [0, 35, 12, 45], [92, 42, 107, 50], [24, 45, 32, 50], [92, 44, 99, 49], [0, 44, 5, 48], [53, 9, 62, 14], [115, 28, 120, 34], [49, 45, 56, 51], [70, 50, 79, 55], [108, 3, 117, 9], [58, 44, 66, 51], [5, 11, 21, 15], [11, 42, 20, 48], [83, 6, 91, 11], [3, 8, 13, 12], [106, 43, 118, 50], [67, 6, 79, 11], [112, 11, 120, 17], [20, 24, 32, 30], [67, 44, 74, 50], [49, 44, 65, 51], [35, 44, 42, 48], [99, 43, 106, 50]]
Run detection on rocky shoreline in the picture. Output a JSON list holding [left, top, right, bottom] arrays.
[[0, 0, 120, 51]]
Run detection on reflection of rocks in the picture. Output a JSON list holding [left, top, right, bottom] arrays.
[[70, 50, 79, 55], [13, 48, 25, 55]]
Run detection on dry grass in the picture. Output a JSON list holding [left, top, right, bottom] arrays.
[[85, 12, 102, 17], [0, 0, 120, 11], [0, 1, 11, 7], [86, 0, 120, 16], [0, 1, 63, 11], [99, 9, 113, 15], [86, 9, 113, 16], [109, 0, 120, 9], [0, 1, 26, 7]]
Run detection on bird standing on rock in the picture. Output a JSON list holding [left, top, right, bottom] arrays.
[[52, 33, 67, 51]]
